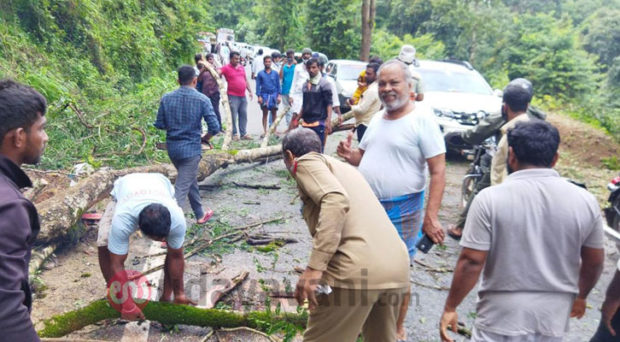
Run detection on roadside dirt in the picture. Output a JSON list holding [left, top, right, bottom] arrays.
[[30, 119, 619, 341]]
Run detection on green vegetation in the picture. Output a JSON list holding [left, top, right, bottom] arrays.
[[0, 0, 617, 173], [0, 0, 216, 169], [216, 0, 619, 139]]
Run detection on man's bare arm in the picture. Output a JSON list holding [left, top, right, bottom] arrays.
[[445, 248, 487, 310], [164, 246, 195, 305], [578, 246, 604, 299], [440, 248, 487, 341], [424, 153, 446, 244]]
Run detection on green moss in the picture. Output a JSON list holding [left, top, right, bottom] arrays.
[[38, 299, 307, 338]]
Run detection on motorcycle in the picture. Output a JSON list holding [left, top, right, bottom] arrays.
[[605, 175, 620, 231], [444, 132, 497, 208], [459, 137, 496, 208]]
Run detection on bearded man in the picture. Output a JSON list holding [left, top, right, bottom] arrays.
[[337, 59, 446, 341]]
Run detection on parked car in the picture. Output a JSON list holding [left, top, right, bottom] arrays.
[[325, 59, 367, 112], [414, 59, 502, 140]]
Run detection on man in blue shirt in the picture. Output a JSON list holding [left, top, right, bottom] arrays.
[[279, 49, 296, 128], [155, 65, 220, 224], [256, 55, 281, 137]]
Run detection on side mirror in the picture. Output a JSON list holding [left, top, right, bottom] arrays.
[[493, 89, 503, 97]]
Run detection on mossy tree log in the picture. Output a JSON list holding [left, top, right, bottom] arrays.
[[38, 299, 307, 338]]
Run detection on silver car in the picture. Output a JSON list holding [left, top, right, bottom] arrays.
[[415, 59, 502, 136], [325, 59, 367, 112]]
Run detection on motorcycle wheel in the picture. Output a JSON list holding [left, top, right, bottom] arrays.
[[461, 173, 480, 209]]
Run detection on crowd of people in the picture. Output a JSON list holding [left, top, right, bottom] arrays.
[[0, 40, 618, 342]]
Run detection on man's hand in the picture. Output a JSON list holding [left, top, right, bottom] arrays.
[[257, 97, 263, 105], [601, 297, 620, 336], [277, 95, 281, 104], [570, 297, 587, 319], [294, 268, 323, 311], [248, 92, 254, 101], [338, 114, 343, 125], [439, 309, 458, 342], [336, 132, 354, 161], [423, 215, 445, 244], [325, 120, 332, 135], [289, 97, 294, 105]]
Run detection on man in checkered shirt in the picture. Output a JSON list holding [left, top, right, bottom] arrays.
[[155, 65, 220, 224]]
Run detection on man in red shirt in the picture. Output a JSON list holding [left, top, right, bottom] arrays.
[[220, 51, 254, 140]]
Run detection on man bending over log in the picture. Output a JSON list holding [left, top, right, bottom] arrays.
[[97, 173, 196, 320], [0, 79, 48, 341]]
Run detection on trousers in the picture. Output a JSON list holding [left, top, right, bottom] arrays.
[[228, 95, 248, 136], [303, 287, 407, 342], [170, 155, 204, 219]]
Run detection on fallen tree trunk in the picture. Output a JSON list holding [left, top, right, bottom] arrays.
[[32, 113, 352, 267], [35, 146, 282, 245], [38, 299, 307, 338]]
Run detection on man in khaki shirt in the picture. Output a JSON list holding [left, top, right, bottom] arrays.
[[490, 79, 538, 185], [351, 62, 382, 142], [282, 128, 410, 342]]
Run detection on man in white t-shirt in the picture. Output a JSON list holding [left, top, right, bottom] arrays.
[[439, 121, 605, 342], [318, 55, 341, 116], [289, 48, 312, 118], [97, 173, 195, 320], [337, 59, 446, 341]]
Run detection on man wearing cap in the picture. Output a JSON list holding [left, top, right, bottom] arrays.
[[446, 78, 542, 240], [290, 48, 313, 121], [489, 79, 540, 185], [397, 45, 424, 102]]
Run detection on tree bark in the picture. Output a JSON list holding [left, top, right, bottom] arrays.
[[360, 0, 376, 61], [32, 113, 353, 257], [34, 147, 281, 245]]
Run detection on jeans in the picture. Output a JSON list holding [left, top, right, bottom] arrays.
[[170, 155, 204, 219], [228, 95, 248, 136], [208, 92, 222, 130], [307, 123, 326, 152]]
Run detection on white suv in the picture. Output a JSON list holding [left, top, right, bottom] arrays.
[[415, 59, 502, 136]]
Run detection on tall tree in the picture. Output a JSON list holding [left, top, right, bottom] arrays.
[[360, 0, 376, 61], [253, 0, 306, 51], [306, 0, 361, 59]]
